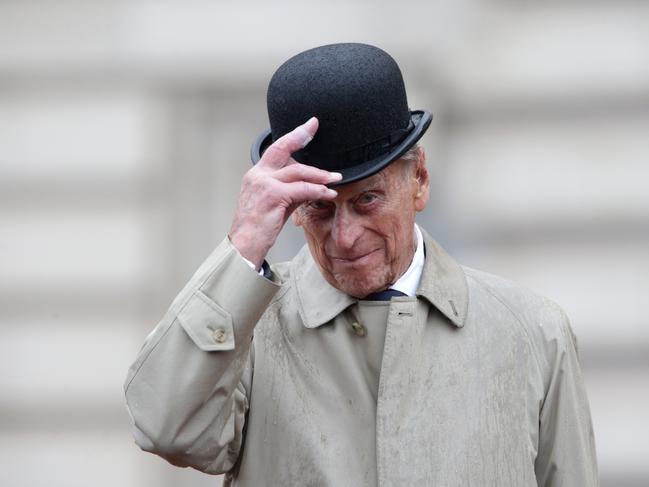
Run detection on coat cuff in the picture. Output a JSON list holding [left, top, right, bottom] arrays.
[[176, 237, 281, 352]]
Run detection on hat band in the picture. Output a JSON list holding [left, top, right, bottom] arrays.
[[296, 119, 415, 168]]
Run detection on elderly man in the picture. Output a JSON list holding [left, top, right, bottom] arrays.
[[124, 43, 598, 486]]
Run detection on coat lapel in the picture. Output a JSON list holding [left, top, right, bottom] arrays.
[[417, 229, 468, 328], [290, 244, 356, 328]]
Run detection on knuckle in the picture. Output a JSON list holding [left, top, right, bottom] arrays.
[[263, 145, 278, 158], [244, 166, 263, 182], [293, 164, 307, 178], [243, 171, 258, 187], [269, 180, 287, 198], [260, 146, 286, 166], [269, 139, 288, 154]]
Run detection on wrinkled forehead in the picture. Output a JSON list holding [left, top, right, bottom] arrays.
[[334, 159, 408, 197], [338, 168, 388, 195]]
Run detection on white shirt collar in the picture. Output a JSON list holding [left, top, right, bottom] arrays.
[[390, 224, 424, 297]]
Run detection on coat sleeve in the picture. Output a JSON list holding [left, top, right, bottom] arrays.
[[123, 237, 281, 474], [534, 307, 599, 487]]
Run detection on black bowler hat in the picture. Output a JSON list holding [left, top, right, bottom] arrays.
[[250, 43, 432, 185]]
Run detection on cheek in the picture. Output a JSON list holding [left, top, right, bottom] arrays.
[[302, 227, 332, 263], [379, 220, 415, 271], [379, 218, 408, 255]]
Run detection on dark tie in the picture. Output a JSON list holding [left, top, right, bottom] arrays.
[[364, 289, 407, 301]]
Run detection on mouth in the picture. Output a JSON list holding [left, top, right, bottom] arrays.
[[329, 249, 380, 266]]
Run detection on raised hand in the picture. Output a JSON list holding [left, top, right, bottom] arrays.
[[228, 117, 342, 269]]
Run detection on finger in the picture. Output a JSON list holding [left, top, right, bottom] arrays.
[[274, 163, 342, 185], [281, 180, 337, 204], [259, 117, 318, 169]]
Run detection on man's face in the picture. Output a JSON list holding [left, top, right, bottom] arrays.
[[292, 152, 430, 298]]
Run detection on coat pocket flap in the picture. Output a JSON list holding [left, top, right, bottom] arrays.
[[176, 290, 235, 351]]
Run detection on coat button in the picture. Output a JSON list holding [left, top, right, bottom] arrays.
[[351, 321, 366, 337], [212, 328, 227, 343]]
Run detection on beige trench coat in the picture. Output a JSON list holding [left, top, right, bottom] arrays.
[[124, 230, 598, 486]]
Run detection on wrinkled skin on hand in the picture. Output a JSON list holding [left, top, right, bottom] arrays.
[[228, 117, 342, 268]]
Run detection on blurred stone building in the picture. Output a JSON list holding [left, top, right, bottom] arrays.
[[0, 1, 647, 486]]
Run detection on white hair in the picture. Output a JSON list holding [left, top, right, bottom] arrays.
[[399, 144, 422, 163]]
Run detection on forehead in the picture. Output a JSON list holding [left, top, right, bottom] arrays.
[[335, 162, 402, 198]]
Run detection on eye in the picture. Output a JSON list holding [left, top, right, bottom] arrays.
[[357, 192, 378, 205], [307, 200, 331, 211]]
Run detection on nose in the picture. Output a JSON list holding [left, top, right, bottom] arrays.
[[331, 207, 363, 251]]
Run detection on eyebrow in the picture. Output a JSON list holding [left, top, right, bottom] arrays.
[[354, 172, 387, 193]]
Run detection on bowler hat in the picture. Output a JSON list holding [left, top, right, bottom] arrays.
[[250, 43, 432, 185]]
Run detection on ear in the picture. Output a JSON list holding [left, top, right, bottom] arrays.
[[413, 148, 430, 212]]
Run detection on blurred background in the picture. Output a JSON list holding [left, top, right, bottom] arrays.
[[1, 1, 647, 486]]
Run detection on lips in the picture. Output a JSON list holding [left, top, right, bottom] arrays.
[[329, 249, 380, 265]]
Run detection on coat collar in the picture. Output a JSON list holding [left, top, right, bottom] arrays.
[[290, 228, 468, 329], [416, 228, 468, 328]]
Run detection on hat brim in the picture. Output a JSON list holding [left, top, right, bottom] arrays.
[[250, 110, 432, 186]]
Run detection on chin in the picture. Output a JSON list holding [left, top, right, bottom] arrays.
[[330, 271, 391, 299]]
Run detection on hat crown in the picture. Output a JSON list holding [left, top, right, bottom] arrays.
[[266, 43, 411, 169]]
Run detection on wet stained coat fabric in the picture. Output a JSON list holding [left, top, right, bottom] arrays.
[[124, 230, 598, 486]]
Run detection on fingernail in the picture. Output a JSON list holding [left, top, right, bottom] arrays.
[[329, 172, 343, 181], [326, 189, 337, 197]]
